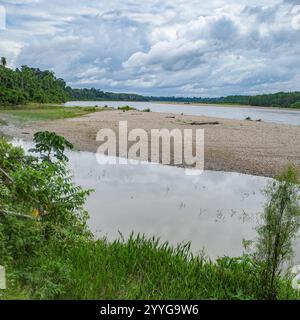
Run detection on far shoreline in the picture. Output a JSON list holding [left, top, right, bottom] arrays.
[[64, 100, 300, 112], [149, 101, 300, 111]]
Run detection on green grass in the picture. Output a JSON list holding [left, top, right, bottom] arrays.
[[0, 104, 101, 122], [11, 235, 297, 300], [62, 238, 299, 300]]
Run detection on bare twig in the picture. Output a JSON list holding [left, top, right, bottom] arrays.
[[0, 210, 34, 220], [0, 167, 13, 182]]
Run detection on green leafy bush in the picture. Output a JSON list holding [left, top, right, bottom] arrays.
[[118, 105, 136, 111], [0, 132, 91, 298], [0, 134, 299, 300], [254, 164, 300, 299]]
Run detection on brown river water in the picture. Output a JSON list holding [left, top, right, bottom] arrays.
[[15, 140, 300, 262]]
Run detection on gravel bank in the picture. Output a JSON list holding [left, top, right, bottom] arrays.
[[2, 109, 299, 177]]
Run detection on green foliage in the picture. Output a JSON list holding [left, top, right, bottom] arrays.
[[254, 164, 300, 299], [0, 105, 99, 122], [0, 62, 68, 105], [0, 134, 299, 300], [29, 131, 74, 162], [44, 236, 297, 300], [0, 133, 92, 298], [290, 101, 300, 109], [248, 93, 300, 108], [148, 92, 300, 108], [117, 105, 136, 111], [0, 88, 28, 105], [1, 57, 6, 68], [66, 87, 147, 102], [1, 57, 299, 108], [142, 108, 151, 112]]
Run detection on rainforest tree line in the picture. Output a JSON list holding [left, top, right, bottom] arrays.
[[1, 58, 300, 108], [0, 62, 68, 105], [65, 87, 147, 102], [149, 93, 300, 108], [0, 60, 146, 105]]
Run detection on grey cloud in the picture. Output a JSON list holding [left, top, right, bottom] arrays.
[[284, 0, 300, 4], [0, 0, 300, 96]]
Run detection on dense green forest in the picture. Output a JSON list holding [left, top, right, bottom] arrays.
[[0, 59, 68, 105], [0, 58, 146, 105], [148, 93, 300, 108], [1, 58, 300, 108], [65, 87, 147, 102]]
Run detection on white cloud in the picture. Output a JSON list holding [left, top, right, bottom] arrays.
[[0, 0, 299, 96]]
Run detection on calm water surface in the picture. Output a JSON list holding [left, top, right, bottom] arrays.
[[65, 101, 300, 126], [16, 140, 300, 261]]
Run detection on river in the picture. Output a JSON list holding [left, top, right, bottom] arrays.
[[13, 140, 300, 261], [65, 101, 300, 126]]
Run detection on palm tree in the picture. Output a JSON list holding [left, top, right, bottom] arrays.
[[1, 57, 7, 67]]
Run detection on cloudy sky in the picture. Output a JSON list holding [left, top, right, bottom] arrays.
[[0, 0, 300, 96]]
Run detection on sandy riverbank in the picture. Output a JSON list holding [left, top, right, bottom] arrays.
[[1, 109, 300, 177]]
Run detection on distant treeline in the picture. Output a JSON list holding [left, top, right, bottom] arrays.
[[0, 60, 146, 105], [66, 87, 147, 102], [148, 93, 300, 108], [1, 58, 300, 108]]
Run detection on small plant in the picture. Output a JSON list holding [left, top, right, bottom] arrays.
[[245, 116, 252, 121], [85, 107, 97, 112], [254, 164, 300, 299], [29, 131, 74, 162], [142, 108, 151, 112], [117, 105, 136, 112]]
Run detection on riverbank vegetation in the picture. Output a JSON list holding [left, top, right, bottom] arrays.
[[0, 63, 68, 105], [117, 105, 137, 111], [0, 58, 146, 105], [0, 104, 100, 123], [67, 87, 147, 102], [149, 92, 300, 108], [1, 58, 300, 108], [0, 132, 299, 300]]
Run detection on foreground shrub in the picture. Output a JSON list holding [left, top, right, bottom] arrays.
[[0, 133, 91, 298], [254, 164, 300, 299], [0, 134, 299, 300]]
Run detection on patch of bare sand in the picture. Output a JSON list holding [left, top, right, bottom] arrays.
[[6, 109, 300, 177]]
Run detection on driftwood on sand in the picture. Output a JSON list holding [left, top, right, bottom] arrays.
[[188, 121, 219, 126]]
